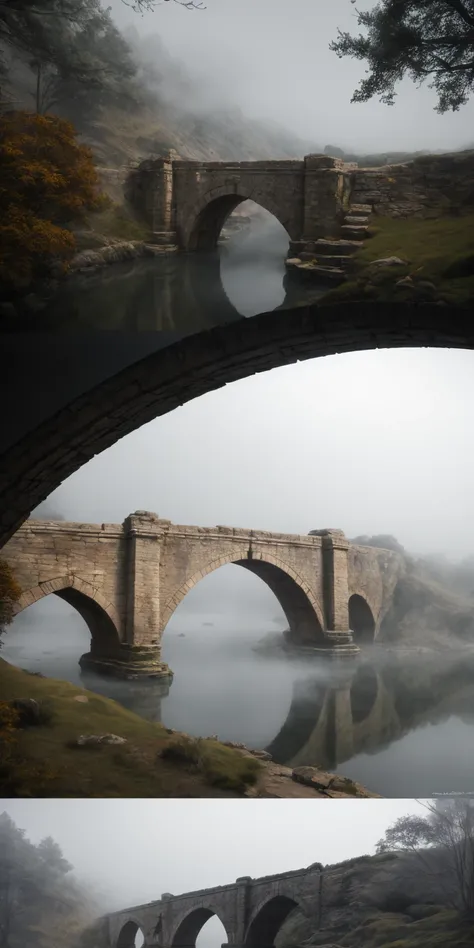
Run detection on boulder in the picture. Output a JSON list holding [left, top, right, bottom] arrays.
[[10, 698, 41, 726], [369, 256, 408, 267], [75, 733, 127, 746]]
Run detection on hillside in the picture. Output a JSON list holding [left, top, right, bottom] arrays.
[[275, 852, 474, 948]]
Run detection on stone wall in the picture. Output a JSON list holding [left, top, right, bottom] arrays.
[[348, 545, 405, 633], [351, 150, 474, 219], [105, 856, 402, 948]]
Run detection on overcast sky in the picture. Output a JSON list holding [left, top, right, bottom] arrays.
[[1, 799, 427, 911], [43, 347, 474, 562], [108, 0, 474, 152]]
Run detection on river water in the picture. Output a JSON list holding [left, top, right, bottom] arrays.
[[4, 594, 474, 798], [17, 208, 326, 331], [4, 211, 474, 797]]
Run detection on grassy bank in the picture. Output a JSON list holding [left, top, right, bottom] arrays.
[[323, 213, 474, 306], [0, 659, 261, 797]]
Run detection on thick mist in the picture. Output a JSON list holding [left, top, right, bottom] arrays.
[[109, 0, 474, 153], [0, 799, 427, 912]]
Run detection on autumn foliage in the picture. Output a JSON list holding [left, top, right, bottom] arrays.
[[0, 557, 21, 634], [0, 110, 103, 288]]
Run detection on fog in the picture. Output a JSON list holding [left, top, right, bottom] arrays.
[[0, 799, 427, 913], [109, 0, 474, 153], [38, 346, 474, 560]]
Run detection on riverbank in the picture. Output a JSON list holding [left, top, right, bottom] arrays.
[[0, 659, 377, 799]]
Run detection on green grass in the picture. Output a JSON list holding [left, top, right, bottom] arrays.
[[161, 735, 261, 792], [0, 659, 262, 797], [322, 213, 474, 306]]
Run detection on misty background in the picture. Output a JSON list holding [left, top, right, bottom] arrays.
[[1, 799, 426, 911], [109, 0, 474, 153]]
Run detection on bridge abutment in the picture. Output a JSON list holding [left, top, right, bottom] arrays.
[[302, 154, 348, 242]]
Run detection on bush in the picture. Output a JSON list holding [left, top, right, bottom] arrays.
[[0, 558, 21, 638], [0, 110, 103, 290], [161, 735, 262, 793]]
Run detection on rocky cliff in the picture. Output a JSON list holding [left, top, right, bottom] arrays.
[[275, 852, 473, 948]]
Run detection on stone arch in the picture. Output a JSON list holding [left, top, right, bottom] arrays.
[[170, 906, 230, 948], [116, 920, 145, 948], [245, 895, 300, 947], [162, 551, 325, 644], [348, 593, 376, 644], [13, 574, 122, 656], [2, 302, 472, 550], [185, 186, 291, 250]]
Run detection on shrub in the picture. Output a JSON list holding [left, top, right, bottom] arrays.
[[0, 110, 104, 290], [0, 558, 21, 638], [161, 735, 262, 793]]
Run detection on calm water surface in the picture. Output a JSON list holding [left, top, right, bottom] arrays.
[[14, 213, 326, 331], [4, 597, 474, 798]]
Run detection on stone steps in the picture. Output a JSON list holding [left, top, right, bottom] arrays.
[[285, 202, 373, 285], [350, 203, 372, 214], [313, 238, 363, 256], [344, 215, 370, 226], [340, 224, 370, 240]]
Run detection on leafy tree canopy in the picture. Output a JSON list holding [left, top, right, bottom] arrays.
[[0, 812, 94, 948], [330, 0, 474, 112], [0, 111, 102, 288]]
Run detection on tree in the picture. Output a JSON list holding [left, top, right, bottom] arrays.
[[376, 798, 474, 918], [0, 560, 21, 642], [330, 0, 474, 113], [124, 0, 206, 10], [0, 110, 103, 289], [0, 812, 91, 948]]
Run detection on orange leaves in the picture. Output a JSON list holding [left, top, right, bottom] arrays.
[[0, 110, 103, 288]]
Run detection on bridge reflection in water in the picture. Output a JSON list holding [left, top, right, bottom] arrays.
[[11, 230, 326, 332], [79, 648, 474, 795]]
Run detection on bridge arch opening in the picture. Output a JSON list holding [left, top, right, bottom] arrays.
[[1, 307, 469, 551], [117, 921, 144, 948], [245, 895, 299, 947], [348, 594, 376, 644], [163, 557, 325, 647], [2, 595, 91, 680], [172, 908, 229, 948], [9, 579, 122, 668], [188, 194, 290, 252]]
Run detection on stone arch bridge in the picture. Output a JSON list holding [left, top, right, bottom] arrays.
[[101, 860, 360, 948], [3, 512, 403, 677], [127, 153, 352, 251]]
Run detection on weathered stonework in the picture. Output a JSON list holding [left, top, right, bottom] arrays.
[[2, 514, 403, 676], [1, 302, 471, 552], [351, 150, 474, 219], [126, 149, 474, 250], [126, 155, 350, 250], [102, 856, 400, 948]]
